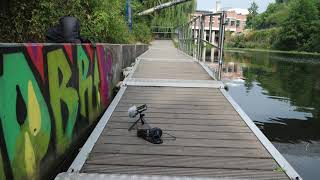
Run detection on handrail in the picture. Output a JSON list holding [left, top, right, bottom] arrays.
[[138, 0, 192, 16], [201, 39, 219, 49]]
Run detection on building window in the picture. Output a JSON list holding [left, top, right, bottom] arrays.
[[236, 20, 240, 27], [226, 18, 230, 25], [231, 21, 235, 26]]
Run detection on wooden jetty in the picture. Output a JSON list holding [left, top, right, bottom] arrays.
[[58, 41, 301, 180]]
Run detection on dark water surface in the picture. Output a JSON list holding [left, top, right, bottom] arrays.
[[221, 50, 320, 180]]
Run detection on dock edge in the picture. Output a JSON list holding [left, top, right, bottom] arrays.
[[220, 89, 302, 180]]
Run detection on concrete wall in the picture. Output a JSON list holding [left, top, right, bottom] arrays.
[[0, 43, 148, 180]]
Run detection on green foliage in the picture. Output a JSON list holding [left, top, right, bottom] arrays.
[[0, 0, 41, 42], [246, 1, 259, 29], [151, 0, 196, 27], [0, 0, 195, 43], [253, 3, 289, 29], [274, 0, 320, 52], [225, 28, 280, 49], [228, 0, 320, 53], [132, 22, 152, 43], [0, 0, 133, 43]]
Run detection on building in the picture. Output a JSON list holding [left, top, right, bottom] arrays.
[[192, 1, 248, 45]]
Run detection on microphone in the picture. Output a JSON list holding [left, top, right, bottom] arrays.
[[128, 104, 147, 118]]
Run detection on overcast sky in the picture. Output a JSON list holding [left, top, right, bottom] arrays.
[[197, 0, 275, 13]]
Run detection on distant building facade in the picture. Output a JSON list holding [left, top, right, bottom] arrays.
[[192, 2, 247, 45], [193, 10, 247, 33]]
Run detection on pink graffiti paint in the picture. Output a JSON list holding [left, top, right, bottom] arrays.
[[26, 43, 45, 83], [63, 44, 73, 64], [84, 44, 94, 63], [107, 51, 112, 77], [97, 45, 110, 107]]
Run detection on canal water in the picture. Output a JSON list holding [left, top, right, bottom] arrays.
[[220, 50, 320, 180]]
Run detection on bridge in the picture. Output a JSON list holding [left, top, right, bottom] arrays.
[[57, 40, 301, 180]]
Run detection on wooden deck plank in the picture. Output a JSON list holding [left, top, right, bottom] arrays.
[[90, 144, 271, 158], [111, 112, 242, 121], [118, 100, 232, 106], [121, 94, 226, 99], [81, 165, 288, 180], [114, 108, 239, 115], [101, 129, 260, 140], [84, 154, 278, 171], [116, 104, 234, 110], [105, 122, 251, 133], [107, 117, 246, 126], [94, 136, 264, 149], [120, 96, 229, 102], [125, 86, 221, 92]]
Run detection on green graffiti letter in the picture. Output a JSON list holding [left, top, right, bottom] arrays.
[[0, 53, 51, 179], [92, 54, 102, 119], [77, 46, 93, 121], [48, 49, 79, 154]]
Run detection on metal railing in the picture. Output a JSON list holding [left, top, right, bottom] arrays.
[[151, 26, 176, 40], [176, 11, 227, 80]]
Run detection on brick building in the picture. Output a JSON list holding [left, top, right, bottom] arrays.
[[192, 1, 248, 45]]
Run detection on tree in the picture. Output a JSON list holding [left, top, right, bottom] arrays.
[[253, 2, 290, 29], [274, 0, 319, 51], [276, 0, 290, 3], [246, 1, 259, 29]]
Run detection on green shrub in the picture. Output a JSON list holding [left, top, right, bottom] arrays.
[[0, 0, 195, 43], [225, 28, 280, 49]]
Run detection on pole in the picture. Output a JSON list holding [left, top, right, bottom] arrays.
[[193, 19, 197, 58], [200, 16, 205, 62], [218, 11, 226, 81], [138, 0, 192, 16], [209, 15, 213, 43], [126, 0, 132, 31], [189, 23, 193, 55], [197, 18, 201, 61]]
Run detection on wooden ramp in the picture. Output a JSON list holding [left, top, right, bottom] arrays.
[[63, 41, 301, 180]]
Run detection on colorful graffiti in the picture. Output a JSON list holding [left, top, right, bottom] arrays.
[[0, 44, 114, 179]]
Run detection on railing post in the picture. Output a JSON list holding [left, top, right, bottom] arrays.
[[193, 19, 197, 58], [201, 16, 206, 62], [178, 27, 182, 50], [209, 15, 213, 43], [186, 23, 190, 54], [218, 11, 226, 81], [189, 23, 193, 55], [182, 25, 185, 52], [197, 18, 201, 61], [208, 15, 214, 63]]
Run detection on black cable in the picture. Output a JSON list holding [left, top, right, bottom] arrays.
[[162, 132, 176, 141]]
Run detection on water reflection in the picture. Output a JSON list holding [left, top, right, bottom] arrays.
[[212, 50, 320, 180]]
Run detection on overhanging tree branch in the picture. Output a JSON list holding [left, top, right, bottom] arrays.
[[138, 0, 192, 16]]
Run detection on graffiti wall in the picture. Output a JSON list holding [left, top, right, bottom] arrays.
[[0, 43, 148, 180]]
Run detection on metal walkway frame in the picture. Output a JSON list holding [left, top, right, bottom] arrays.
[[65, 42, 302, 180]]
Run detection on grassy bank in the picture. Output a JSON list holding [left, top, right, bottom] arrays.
[[225, 28, 280, 50], [225, 27, 320, 56], [226, 47, 320, 56]]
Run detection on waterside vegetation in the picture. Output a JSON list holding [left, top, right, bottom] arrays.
[[225, 0, 320, 53], [0, 0, 195, 43]]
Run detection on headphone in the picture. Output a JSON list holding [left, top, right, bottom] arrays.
[[137, 127, 163, 144]]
